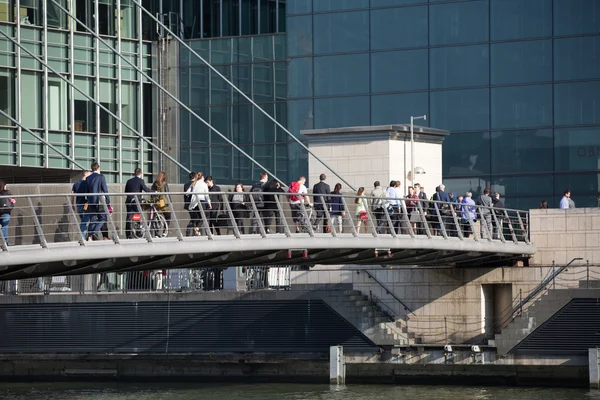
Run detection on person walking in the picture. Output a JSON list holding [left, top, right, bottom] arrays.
[[205, 176, 221, 235], [249, 172, 268, 234], [461, 192, 477, 238], [85, 162, 110, 241], [312, 173, 331, 233], [476, 187, 493, 239], [288, 176, 311, 233], [0, 181, 16, 244], [355, 187, 369, 233], [230, 183, 248, 234], [330, 183, 345, 233], [492, 192, 505, 240], [263, 179, 284, 234], [71, 169, 91, 240], [370, 181, 387, 234], [151, 171, 172, 237], [186, 172, 211, 236], [124, 168, 153, 239], [559, 190, 575, 209]]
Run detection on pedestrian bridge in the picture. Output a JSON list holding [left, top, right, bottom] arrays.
[[0, 192, 535, 279]]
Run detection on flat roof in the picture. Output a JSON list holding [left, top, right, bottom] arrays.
[[301, 124, 449, 137]]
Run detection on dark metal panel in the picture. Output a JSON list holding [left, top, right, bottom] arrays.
[[0, 300, 376, 353], [513, 298, 600, 355]]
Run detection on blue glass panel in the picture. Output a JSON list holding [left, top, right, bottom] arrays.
[[286, 0, 312, 14], [254, 103, 276, 144], [430, 88, 490, 131], [554, 173, 600, 207], [554, 81, 600, 126], [555, 126, 600, 172], [430, 0, 489, 45], [442, 176, 492, 199], [554, 0, 600, 36], [491, 175, 554, 198], [286, 16, 312, 57], [490, 130, 553, 174], [288, 57, 313, 98], [371, 92, 429, 126], [491, 0, 551, 40], [554, 36, 600, 81], [371, 49, 428, 92], [491, 40, 552, 85], [314, 96, 370, 129], [430, 45, 489, 89], [491, 85, 553, 129], [314, 0, 369, 12], [442, 132, 491, 176], [314, 54, 369, 96], [234, 104, 253, 144], [373, 0, 426, 5], [314, 11, 369, 54], [287, 99, 314, 136], [370, 6, 428, 50]]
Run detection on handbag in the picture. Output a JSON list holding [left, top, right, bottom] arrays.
[[157, 198, 166, 208], [359, 210, 368, 220]]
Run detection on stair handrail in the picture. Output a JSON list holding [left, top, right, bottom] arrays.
[[362, 270, 415, 316], [369, 290, 396, 322], [511, 257, 583, 318]]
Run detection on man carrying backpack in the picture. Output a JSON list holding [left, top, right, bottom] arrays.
[[288, 176, 312, 233], [250, 172, 268, 234]]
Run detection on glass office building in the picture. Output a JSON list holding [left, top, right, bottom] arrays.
[[286, 0, 600, 208], [0, 0, 154, 183]]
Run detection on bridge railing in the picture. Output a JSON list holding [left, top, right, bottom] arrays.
[[0, 191, 529, 249], [0, 191, 528, 251]]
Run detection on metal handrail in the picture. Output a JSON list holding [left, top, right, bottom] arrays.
[[369, 290, 397, 322], [363, 270, 415, 316]]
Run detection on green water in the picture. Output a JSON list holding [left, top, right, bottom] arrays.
[[0, 383, 597, 400]]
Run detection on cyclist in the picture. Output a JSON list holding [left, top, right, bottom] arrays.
[[124, 168, 154, 239]]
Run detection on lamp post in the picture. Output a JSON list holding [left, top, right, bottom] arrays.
[[410, 115, 427, 185]]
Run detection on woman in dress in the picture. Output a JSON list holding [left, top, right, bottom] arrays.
[[354, 187, 369, 233], [407, 186, 420, 233]]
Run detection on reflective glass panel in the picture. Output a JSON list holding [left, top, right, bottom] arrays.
[[314, 11, 369, 54], [286, 16, 312, 57], [555, 126, 600, 172], [430, 0, 489, 45], [314, 54, 369, 96], [491, 40, 552, 85], [371, 92, 429, 126], [430, 45, 489, 89], [443, 132, 491, 176], [287, 99, 314, 135], [491, 85, 552, 129], [314, 0, 369, 12], [0, 69, 15, 126], [430, 88, 490, 131], [314, 96, 370, 129], [491, 0, 551, 40], [554, 0, 600, 36], [490, 130, 553, 174], [288, 57, 313, 98], [554, 81, 600, 126], [371, 49, 428, 92], [554, 173, 600, 207], [554, 36, 600, 81], [491, 175, 554, 199], [370, 6, 428, 50], [373, 0, 426, 5], [286, 0, 311, 15]]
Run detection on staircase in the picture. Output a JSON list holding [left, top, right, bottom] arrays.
[[322, 290, 408, 346], [493, 288, 600, 355]]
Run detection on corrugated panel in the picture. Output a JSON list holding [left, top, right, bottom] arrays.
[[513, 298, 600, 355], [0, 300, 377, 353]]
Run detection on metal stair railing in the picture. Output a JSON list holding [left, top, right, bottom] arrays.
[[361, 270, 415, 316]]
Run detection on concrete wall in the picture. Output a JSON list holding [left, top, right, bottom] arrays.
[[291, 264, 600, 344], [529, 208, 600, 266]]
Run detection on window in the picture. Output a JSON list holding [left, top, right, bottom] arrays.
[[287, 99, 314, 135], [75, 0, 94, 33], [314, 96, 369, 129], [74, 77, 96, 133], [0, 0, 13, 22], [122, 82, 138, 131], [554, 36, 600, 81], [430, 45, 489, 89], [554, 81, 600, 126], [313, 0, 369, 12], [490, 130, 553, 174], [223, 0, 240, 36], [286, 0, 311, 15], [555, 127, 600, 172], [204, 0, 222, 37], [233, 104, 252, 143], [314, 54, 369, 96], [98, 0, 115, 35], [254, 104, 276, 143], [371, 49, 428, 92], [491, 85, 552, 129], [99, 80, 116, 134], [492, 175, 553, 199], [373, 0, 426, 6], [491, 40, 552, 85], [288, 57, 313, 98], [370, 6, 427, 50], [442, 132, 491, 176], [258, 0, 276, 34], [314, 11, 369, 54], [430, 0, 489, 46], [241, 0, 258, 35], [430, 88, 489, 131], [0, 69, 14, 126], [121, 0, 137, 38], [47, 0, 68, 29], [286, 16, 312, 57], [21, 72, 42, 129], [371, 92, 428, 126], [554, 173, 599, 207], [47, 77, 68, 131], [253, 62, 274, 102], [19, 0, 41, 26], [554, 0, 600, 36], [491, 0, 551, 40]]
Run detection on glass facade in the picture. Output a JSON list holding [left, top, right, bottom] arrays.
[[179, 34, 291, 184], [0, 0, 154, 183], [286, 0, 600, 209]]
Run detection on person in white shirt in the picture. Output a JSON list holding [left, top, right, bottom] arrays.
[[186, 172, 212, 235], [559, 189, 575, 209]]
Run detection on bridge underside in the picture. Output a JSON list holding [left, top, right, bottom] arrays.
[[0, 234, 534, 279]]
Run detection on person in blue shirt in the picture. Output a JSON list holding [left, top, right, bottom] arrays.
[[460, 192, 477, 238], [559, 189, 575, 209], [84, 162, 110, 241], [71, 169, 91, 240]]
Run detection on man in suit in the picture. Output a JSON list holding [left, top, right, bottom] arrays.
[[414, 183, 428, 234], [124, 168, 154, 239], [85, 162, 110, 241], [432, 184, 451, 236], [312, 173, 331, 233], [476, 187, 493, 239], [492, 192, 506, 240]]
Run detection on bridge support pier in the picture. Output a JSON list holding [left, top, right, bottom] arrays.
[[590, 348, 600, 389]]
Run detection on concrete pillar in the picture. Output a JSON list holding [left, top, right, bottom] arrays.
[[330, 345, 346, 385], [590, 348, 600, 389]]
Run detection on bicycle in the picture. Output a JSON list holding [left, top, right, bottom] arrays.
[[131, 199, 169, 239]]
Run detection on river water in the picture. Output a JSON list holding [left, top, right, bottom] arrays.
[[0, 383, 598, 400]]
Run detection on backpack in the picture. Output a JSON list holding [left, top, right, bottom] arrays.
[[250, 181, 265, 208], [288, 181, 301, 202], [0, 190, 14, 214]]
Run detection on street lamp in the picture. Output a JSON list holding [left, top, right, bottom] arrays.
[[410, 115, 427, 185]]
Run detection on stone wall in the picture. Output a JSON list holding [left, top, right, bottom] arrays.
[[529, 208, 600, 266]]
